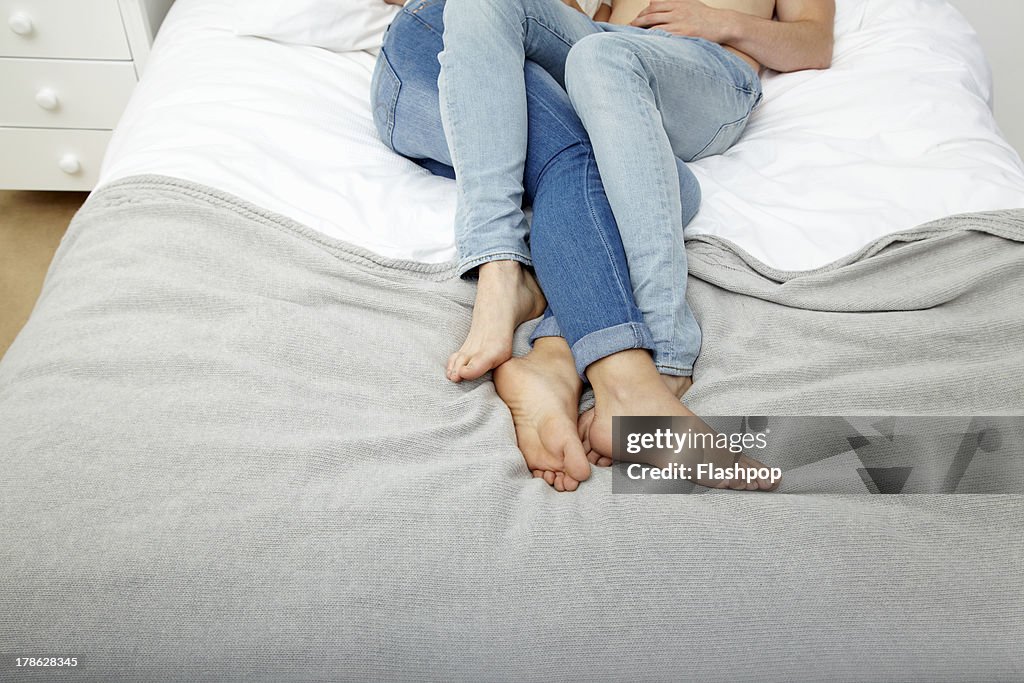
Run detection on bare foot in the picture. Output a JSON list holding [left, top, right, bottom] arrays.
[[447, 261, 546, 383], [580, 373, 692, 469], [578, 409, 613, 468], [494, 338, 591, 492], [581, 351, 780, 491]]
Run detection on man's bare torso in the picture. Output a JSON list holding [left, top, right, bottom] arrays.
[[609, 0, 776, 73]]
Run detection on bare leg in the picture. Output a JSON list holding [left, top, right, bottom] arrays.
[[493, 337, 592, 492], [447, 261, 547, 383], [579, 350, 780, 491]]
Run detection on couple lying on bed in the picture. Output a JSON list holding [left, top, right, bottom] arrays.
[[371, 0, 835, 491]]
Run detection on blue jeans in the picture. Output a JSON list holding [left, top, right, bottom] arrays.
[[437, 0, 762, 376], [371, 0, 701, 377]]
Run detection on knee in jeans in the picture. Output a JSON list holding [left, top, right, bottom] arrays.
[[565, 34, 643, 105], [443, 0, 521, 28]]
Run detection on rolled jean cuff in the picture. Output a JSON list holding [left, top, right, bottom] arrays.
[[653, 360, 694, 378], [529, 315, 563, 344], [572, 322, 657, 381], [457, 250, 533, 279], [652, 340, 699, 378]]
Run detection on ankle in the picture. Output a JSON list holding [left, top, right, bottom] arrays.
[[530, 338, 578, 378], [477, 260, 523, 279], [532, 336, 572, 358], [661, 373, 693, 399], [586, 350, 665, 403]]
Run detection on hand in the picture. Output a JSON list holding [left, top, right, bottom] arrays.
[[631, 0, 726, 42]]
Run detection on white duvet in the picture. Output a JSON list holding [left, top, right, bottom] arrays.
[[100, 0, 1024, 271]]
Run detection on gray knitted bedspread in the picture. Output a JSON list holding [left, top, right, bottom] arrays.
[[1, 176, 1023, 682]]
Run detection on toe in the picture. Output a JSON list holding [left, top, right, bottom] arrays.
[[543, 471, 556, 486], [540, 419, 591, 483], [516, 429, 562, 474], [562, 475, 580, 492], [553, 472, 565, 492], [562, 441, 591, 483], [456, 355, 485, 381], [447, 353, 467, 383], [457, 352, 501, 381]]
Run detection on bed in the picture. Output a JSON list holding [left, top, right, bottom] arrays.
[[2, 0, 1023, 680]]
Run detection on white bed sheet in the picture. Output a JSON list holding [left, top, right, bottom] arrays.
[[101, 0, 457, 263], [99, 0, 1024, 271]]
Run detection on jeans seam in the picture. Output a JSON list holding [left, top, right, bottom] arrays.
[[581, 151, 636, 319], [404, 3, 444, 36], [438, 43, 468, 261], [408, 0, 443, 14], [529, 88, 589, 151], [521, 12, 591, 57], [376, 49, 401, 151], [655, 362, 694, 376], [623, 41, 757, 162], [623, 47, 681, 365], [625, 37, 758, 97], [691, 110, 752, 161]]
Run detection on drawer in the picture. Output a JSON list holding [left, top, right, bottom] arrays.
[[1, 0, 130, 59], [0, 127, 112, 191], [0, 58, 138, 129]]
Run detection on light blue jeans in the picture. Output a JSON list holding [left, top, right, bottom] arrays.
[[371, 0, 700, 379], [438, 0, 762, 376]]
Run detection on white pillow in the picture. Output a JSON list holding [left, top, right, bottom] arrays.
[[234, 0, 401, 53], [235, 0, 862, 58], [833, 0, 869, 37]]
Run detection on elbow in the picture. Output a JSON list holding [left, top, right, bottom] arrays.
[[815, 41, 835, 70], [800, 40, 834, 71], [780, 52, 831, 73], [777, 37, 834, 73], [795, 27, 835, 71], [815, 32, 836, 69]]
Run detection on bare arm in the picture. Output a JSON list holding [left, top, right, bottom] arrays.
[[631, 0, 835, 72]]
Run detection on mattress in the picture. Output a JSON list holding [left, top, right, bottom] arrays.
[[99, 0, 1024, 271]]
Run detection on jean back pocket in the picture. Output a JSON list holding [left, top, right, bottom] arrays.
[[370, 48, 402, 150], [691, 113, 751, 161]]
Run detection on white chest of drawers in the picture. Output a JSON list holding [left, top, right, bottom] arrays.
[[1, 0, 174, 191]]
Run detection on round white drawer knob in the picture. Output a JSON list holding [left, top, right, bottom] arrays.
[[58, 155, 81, 175], [8, 12, 34, 36], [35, 88, 59, 111]]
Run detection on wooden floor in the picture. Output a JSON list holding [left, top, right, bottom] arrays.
[[0, 190, 87, 360]]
